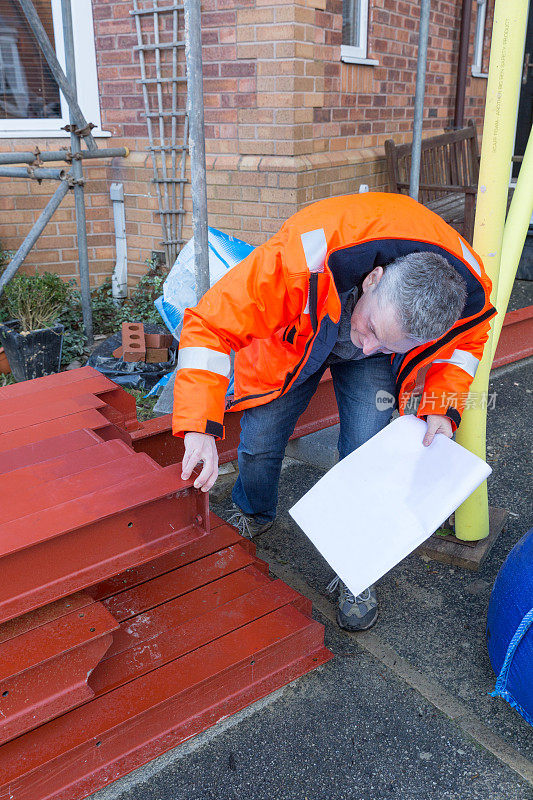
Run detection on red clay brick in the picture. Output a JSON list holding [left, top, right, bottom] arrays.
[[144, 334, 173, 349], [121, 322, 146, 362], [146, 347, 169, 363]]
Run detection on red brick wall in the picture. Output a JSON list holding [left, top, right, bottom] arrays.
[[199, 0, 493, 157], [91, 0, 494, 158], [0, 0, 494, 286], [0, 149, 120, 286]]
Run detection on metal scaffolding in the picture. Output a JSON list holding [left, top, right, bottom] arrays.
[[0, 0, 129, 345], [409, 0, 431, 201], [183, 0, 209, 299], [1, 0, 210, 351]]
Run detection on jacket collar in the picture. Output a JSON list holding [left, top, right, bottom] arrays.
[[326, 237, 488, 321]]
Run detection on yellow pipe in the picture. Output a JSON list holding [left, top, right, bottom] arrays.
[[454, 0, 529, 541], [491, 125, 533, 359]]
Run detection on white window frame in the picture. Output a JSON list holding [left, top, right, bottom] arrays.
[[341, 0, 378, 66], [0, 0, 109, 137], [472, 0, 488, 78]]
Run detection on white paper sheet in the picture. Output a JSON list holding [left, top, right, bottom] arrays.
[[289, 415, 491, 598]]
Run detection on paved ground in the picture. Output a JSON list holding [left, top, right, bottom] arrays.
[[92, 351, 533, 800], [507, 279, 533, 311]]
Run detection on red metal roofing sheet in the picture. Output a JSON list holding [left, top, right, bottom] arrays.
[[0, 376, 116, 417], [0, 481, 209, 624], [0, 429, 103, 474], [0, 409, 122, 454], [0, 599, 118, 744], [0, 604, 330, 799], [0, 454, 161, 523], [0, 366, 107, 398], [0, 439, 132, 490]]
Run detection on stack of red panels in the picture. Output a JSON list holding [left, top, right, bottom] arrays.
[[0, 367, 332, 800]]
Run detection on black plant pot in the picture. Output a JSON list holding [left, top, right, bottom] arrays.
[[0, 319, 64, 382]]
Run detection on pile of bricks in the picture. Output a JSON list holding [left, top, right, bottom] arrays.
[[113, 322, 173, 363], [0, 366, 331, 800]]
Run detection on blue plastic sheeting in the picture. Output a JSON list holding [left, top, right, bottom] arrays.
[[156, 227, 255, 339], [149, 228, 250, 399], [487, 527, 533, 726], [144, 366, 235, 400]]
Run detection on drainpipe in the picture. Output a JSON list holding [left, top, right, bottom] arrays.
[[110, 183, 128, 300], [454, 0, 473, 128]]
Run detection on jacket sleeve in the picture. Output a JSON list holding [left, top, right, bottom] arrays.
[[172, 229, 307, 440], [416, 314, 493, 431]]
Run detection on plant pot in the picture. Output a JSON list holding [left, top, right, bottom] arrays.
[[0, 319, 64, 382], [0, 347, 10, 375]]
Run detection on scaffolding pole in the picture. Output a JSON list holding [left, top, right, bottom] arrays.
[[0, 168, 66, 180], [0, 148, 128, 166], [60, 0, 93, 344], [491, 125, 533, 356], [184, 0, 210, 299], [409, 0, 431, 201]]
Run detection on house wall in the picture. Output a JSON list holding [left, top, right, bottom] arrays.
[[0, 0, 493, 286]]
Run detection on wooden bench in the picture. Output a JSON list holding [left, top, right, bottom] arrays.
[[385, 122, 479, 243]]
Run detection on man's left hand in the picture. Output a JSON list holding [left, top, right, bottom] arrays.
[[423, 414, 453, 447]]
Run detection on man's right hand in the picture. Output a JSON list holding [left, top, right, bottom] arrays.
[[181, 432, 219, 492]]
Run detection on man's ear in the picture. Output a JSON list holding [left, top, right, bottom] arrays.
[[361, 265, 384, 293]]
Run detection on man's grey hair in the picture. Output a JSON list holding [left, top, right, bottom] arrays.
[[376, 251, 467, 342]]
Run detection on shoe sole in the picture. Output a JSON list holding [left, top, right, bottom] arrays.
[[249, 520, 275, 538], [336, 609, 379, 632]]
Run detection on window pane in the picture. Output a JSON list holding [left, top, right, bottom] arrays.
[[342, 0, 360, 48], [0, 0, 61, 119]]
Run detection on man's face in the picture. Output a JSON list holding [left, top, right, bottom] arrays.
[[350, 267, 424, 355]]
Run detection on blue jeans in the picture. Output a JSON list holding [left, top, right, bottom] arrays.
[[232, 355, 396, 523]]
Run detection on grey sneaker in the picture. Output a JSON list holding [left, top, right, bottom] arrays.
[[326, 576, 378, 631], [226, 504, 275, 540]]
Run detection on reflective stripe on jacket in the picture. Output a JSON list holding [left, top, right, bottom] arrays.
[[172, 193, 496, 440]]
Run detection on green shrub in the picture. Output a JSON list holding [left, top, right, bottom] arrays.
[[0, 290, 9, 324], [89, 260, 167, 333], [90, 279, 121, 335], [118, 259, 166, 326], [59, 281, 87, 367], [2, 271, 69, 331], [0, 257, 167, 368]]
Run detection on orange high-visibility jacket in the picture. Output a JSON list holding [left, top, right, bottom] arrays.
[[172, 193, 495, 440]]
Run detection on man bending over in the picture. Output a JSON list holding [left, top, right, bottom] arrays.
[[172, 192, 495, 632]]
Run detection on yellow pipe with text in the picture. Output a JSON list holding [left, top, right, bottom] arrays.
[[454, 0, 529, 541]]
